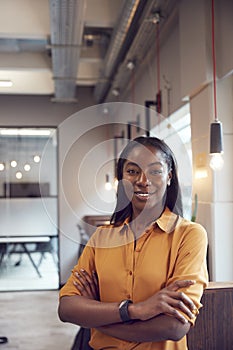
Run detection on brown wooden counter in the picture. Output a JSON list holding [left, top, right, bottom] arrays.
[[187, 282, 233, 350]]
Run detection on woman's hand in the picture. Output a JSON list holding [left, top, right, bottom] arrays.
[[130, 280, 197, 324], [73, 269, 100, 300]]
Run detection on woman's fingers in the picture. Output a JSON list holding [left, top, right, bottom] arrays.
[[73, 269, 99, 300], [175, 290, 197, 313], [138, 280, 198, 322], [164, 303, 189, 324], [166, 280, 197, 312], [167, 280, 196, 292], [156, 281, 198, 322], [74, 271, 92, 296], [166, 294, 196, 320], [92, 271, 100, 299]]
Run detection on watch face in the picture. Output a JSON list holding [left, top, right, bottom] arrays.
[[119, 299, 132, 323], [119, 300, 127, 308]]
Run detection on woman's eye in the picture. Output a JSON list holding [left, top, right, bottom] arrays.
[[150, 169, 163, 175], [126, 169, 139, 175]]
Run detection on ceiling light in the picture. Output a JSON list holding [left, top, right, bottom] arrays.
[[146, 12, 160, 24], [16, 171, 23, 180], [209, 0, 224, 171], [0, 163, 5, 171], [104, 174, 112, 191], [0, 80, 13, 87], [112, 88, 120, 96], [33, 155, 41, 163], [210, 121, 224, 171], [126, 61, 135, 70], [11, 160, 17, 168], [24, 164, 31, 172], [0, 128, 51, 136]]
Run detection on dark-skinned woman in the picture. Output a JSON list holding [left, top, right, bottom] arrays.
[[58, 136, 208, 350]]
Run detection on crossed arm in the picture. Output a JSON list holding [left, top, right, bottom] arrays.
[[58, 270, 197, 342]]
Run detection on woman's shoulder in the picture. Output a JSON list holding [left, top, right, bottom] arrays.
[[176, 216, 208, 240]]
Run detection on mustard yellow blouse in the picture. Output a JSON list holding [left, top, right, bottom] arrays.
[[60, 208, 208, 350]]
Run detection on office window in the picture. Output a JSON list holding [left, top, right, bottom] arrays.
[[151, 103, 192, 218]]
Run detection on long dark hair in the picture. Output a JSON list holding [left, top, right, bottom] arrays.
[[110, 136, 183, 225]]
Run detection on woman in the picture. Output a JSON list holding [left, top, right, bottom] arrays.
[[59, 136, 208, 350]]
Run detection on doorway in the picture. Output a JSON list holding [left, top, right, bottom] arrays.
[[0, 127, 59, 291]]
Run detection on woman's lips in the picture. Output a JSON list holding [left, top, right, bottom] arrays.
[[134, 191, 155, 199], [135, 192, 149, 197]]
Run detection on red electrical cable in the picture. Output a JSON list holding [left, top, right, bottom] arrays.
[[156, 21, 160, 93], [130, 64, 135, 124], [212, 0, 218, 121], [131, 67, 135, 104]]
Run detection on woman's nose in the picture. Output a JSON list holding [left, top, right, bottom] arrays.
[[136, 172, 151, 185]]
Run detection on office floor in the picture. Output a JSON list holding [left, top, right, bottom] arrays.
[[0, 290, 78, 350]]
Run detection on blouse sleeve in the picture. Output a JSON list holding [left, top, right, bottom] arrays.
[[166, 221, 209, 325], [59, 234, 96, 298]]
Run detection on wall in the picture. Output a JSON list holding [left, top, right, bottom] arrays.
[[58, 112, 117, 282], [0, 90, 93, 126], [122, 0, 233, 281], [0, 89, 112, 283]]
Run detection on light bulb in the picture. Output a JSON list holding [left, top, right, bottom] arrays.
[[34, 155, 40, 163], [11, 160, 17, 168], [105, 174, 112, 191], [209, 153, 224, 171], [105, 181, 112, 191], [24, 164, 31, 171], [16, 171, 23, 179], [0, 163, 5, 171]]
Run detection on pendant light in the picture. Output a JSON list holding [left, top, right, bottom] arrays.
[[156, 14, 161, 114], [104, 174, 112, 191], [209, 0, 224, 171]]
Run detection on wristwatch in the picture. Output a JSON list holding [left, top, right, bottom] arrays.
[[119, 299, 133, 323]]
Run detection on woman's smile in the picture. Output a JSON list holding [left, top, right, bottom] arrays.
[[134, 190, 156, 200]]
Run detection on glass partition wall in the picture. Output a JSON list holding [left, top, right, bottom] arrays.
[[0, 127, 59, 291]]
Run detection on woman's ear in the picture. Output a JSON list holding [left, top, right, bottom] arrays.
[[167, 171, 172, 186]]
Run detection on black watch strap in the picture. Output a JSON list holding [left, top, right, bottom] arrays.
[[119, 299, 133, 323]]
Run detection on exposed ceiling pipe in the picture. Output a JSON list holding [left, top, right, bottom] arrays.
[[105, 0, 178, 103], [49, 0, 86, 102], [93, 0, 146, 103]]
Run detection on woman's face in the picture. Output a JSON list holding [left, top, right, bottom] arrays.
[[122, 144, 172, 216]]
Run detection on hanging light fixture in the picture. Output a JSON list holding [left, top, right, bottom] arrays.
[[209, 0, 224, 171], [104, 174, 112, 191], [155, 12, 161, 114]]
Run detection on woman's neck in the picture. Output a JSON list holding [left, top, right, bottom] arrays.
[[130, 206, 164, 237]]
